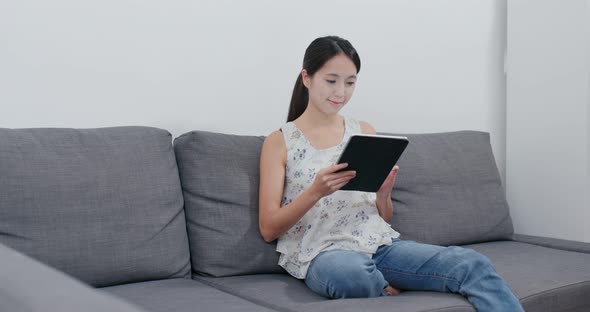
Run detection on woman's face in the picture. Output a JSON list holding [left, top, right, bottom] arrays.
[[302, 53, 357, 115]]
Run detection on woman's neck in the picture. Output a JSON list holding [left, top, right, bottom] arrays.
[[296, 106, 342, 130]]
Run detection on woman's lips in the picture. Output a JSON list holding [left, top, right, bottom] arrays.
[[328, 100, 343, 105]]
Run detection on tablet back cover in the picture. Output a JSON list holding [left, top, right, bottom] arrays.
[[338, 135, 408, 192]]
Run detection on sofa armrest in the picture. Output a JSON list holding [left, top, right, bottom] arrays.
[[511, 233, 590, 254], [0, 243, 147, 312]]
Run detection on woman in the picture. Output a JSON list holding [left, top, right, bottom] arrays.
[[258, 36, 523, 311]]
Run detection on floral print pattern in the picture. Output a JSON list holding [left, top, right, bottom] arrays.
[[293, 148, 307, 161], [275, 116, 400, 279]]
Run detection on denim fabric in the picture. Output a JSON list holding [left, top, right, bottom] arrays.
[[305, 239, 524, 312]]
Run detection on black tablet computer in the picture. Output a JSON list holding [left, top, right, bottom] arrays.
[[336, 134, 409, 192]]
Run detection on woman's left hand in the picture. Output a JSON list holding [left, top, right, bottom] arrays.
[[375, 165, 399, 222], [376, 165, 399, 200]]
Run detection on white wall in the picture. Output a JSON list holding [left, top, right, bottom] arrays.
[[507, 0, 590, 242], [0, 0, 508, 178]]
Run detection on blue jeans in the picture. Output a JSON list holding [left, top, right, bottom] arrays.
[[304, 239, 524, 312]]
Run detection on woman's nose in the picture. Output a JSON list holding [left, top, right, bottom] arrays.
[[333, 83, 345, 97]]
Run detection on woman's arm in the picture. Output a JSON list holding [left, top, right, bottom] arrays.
[[359, 121, 395, 223], [258, 131, 320, 243], [376, 198, 393, 222], [258, 130, 357, 242]]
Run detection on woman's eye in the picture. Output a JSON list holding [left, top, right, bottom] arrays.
[[326, 80, 336, 84], [347, 82, 355, 86]]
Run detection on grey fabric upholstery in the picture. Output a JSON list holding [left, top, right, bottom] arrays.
[[173, 131, 285, 277], [4, 126, 589, 312], [512, 233, 590, 254], [0, 127, 191, 287], [465, 241, 590, 312], [194, 274, 474, 312], [196, 240, 590, 312], [0, 242, 147, 312], [102, 278, 276, 312], [381, 131, 514, 246]]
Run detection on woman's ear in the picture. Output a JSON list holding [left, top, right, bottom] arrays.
[[301, 69, 310, 89]]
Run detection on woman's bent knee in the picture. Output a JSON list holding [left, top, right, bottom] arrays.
[[446, 247, 496, 284], [305, 250, 388, 298]]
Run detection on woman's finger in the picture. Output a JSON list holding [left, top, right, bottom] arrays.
[[332, 180, 351, 191], [325, 170, 356, 182], [329, 175, 355, 187], [325, 162, 348, 174]]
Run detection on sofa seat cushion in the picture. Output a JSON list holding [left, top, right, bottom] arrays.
[[465, 240, 590, 312], [101, 278, 275, 312], [196, 241, 590, 312], [0, 127, 190, 287], [194, 274, 474, 312]]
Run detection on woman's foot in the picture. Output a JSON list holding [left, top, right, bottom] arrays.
[[384, 285, 401, 296]]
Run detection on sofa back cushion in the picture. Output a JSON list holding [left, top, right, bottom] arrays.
[[174, 129, 514, 277], [174, 131, 284, 277], [386, 131, 514, 246], [0, 127, 191, 287]]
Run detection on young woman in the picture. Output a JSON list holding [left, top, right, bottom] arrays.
[[258, 36, 524, 311]]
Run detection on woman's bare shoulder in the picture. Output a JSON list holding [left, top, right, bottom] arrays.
[[262, 130, 287, 162], [264, 129, 286, 147]]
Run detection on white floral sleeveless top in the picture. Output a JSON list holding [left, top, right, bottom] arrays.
[[276, 116, 400, 279]]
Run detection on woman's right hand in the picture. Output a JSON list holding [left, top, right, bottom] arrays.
[[309, 163, 356, 199]]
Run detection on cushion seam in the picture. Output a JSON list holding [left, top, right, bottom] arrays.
[[419, 305, 474, 312], [511, 237, 590, 255], [520, 280, 590, 302]]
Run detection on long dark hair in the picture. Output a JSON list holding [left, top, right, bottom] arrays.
[[287, 36, 361, 122]]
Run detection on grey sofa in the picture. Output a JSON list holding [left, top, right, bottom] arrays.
[[1, 126, 588, 312]]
